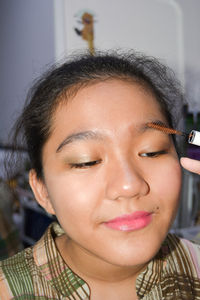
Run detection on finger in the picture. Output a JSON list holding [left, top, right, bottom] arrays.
[[180, 157, 200, 175]]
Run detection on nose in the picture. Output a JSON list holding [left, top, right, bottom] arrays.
[[106, 158, 150, 201]]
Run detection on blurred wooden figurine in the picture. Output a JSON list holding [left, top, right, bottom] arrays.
[[75, 12, 95, 55]]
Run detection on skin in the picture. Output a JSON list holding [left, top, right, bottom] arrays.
[[29, 79, 182, 299], [180, 157, 200, 175]]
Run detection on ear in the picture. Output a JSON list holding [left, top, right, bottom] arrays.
[[29, 169, 55, 215]]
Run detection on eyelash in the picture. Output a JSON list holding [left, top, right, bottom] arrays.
[[69, 150, 167, 169], [140, 150, 167, 157], [69, 159, 102, 169]]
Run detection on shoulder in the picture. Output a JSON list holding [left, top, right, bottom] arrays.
[[179, 236, 200, 274], [0, 245, 34, 275], [0, 223, 59, 299], [163, 234, 200, 278], [0, 246, 35, 298]]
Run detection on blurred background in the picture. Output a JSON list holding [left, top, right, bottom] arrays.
[[0, 0, 200, 258]]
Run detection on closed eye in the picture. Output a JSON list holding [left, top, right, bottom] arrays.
[[140, 150, 167, 158], [69, 159, 102, 169]]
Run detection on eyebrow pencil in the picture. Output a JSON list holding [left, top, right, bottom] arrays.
[[147, 122, 200, 147]]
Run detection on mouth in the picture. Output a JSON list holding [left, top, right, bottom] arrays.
[[104, 211, 153, 232]]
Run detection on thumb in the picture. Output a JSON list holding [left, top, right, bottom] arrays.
[[180, 157, 200, 175]]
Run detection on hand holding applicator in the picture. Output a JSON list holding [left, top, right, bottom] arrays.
[[147, 121, 200, 147], [147, 121, 200, 175]]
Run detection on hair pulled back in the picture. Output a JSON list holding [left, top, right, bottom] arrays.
[[12, 50, 184, 179]]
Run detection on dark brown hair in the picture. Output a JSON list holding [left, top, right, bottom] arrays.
[[11, 50, 184, 179]]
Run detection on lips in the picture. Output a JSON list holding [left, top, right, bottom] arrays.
[[104, 211, 152, 232]]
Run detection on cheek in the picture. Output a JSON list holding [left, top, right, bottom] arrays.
[[149, 158, 182, 210], [45, 172, 103, 224]]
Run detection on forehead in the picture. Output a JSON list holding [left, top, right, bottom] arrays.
[[53, 79, 164, 129]]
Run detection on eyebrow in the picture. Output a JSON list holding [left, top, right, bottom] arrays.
[[56, 119, 169, 153], [56, 131, 103, 152]]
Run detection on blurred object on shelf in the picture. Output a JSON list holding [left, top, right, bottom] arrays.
[[195, 112, 200, 129], [177, 169, 200, 229], [195, 210, 200, 225], [185, 111, 194, 133], [0, 146, 54, 249], [0, 180, 22, 260], [15, 187, 54, 247]]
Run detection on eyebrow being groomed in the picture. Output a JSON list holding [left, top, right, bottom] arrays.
[[146, 121, 185, 136], [56, 120, 172, 153]]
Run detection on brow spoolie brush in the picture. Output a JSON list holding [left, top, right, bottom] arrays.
[[147, 121, 200, 147]]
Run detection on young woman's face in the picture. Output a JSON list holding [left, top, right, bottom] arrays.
[[32, 79, 182, 267]]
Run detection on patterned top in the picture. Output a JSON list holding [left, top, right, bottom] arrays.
[[0, 222, 200, 300]]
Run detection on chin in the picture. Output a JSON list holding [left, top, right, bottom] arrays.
[[98, 237, 163, 268]]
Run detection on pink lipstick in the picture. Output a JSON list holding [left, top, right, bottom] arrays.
[[104, 211, 152, 232]]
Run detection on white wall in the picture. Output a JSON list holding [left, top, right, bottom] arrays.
[[0, 0, 55, 143]]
